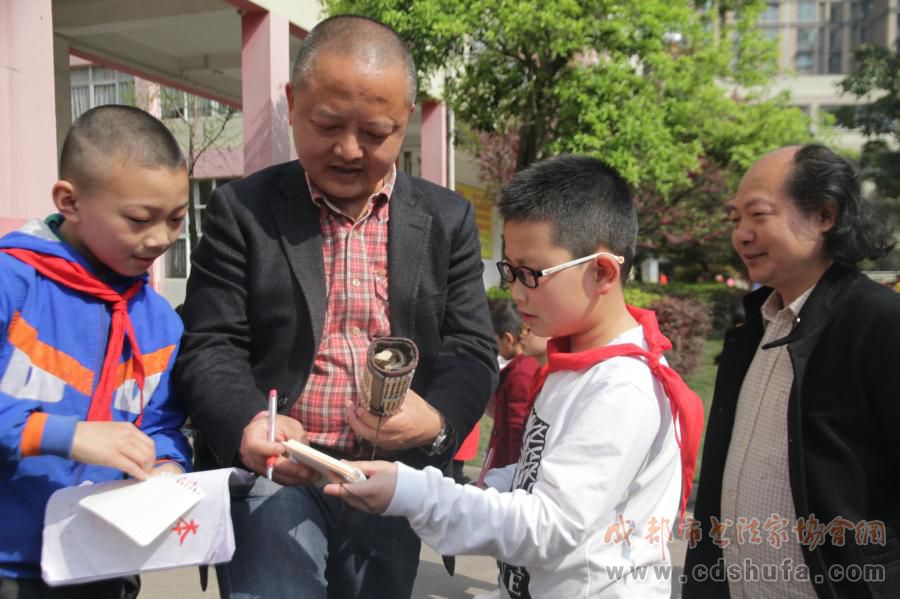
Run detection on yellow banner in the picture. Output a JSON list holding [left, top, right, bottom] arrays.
[[455, 182, 493, 258]]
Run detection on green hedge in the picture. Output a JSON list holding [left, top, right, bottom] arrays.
[[630, 282, 745, 330], [623, 286, 664, 308], [488, 282, 744, 330], [648, 295, 712, 377], [487, 286, 512, 301], [486, 281, 739, 378]]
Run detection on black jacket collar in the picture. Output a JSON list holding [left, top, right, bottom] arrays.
[[742, 264, 861, 351]]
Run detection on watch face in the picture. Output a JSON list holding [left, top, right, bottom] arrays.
[[426, 427, 449, 455], [422, 418, 453, 456]]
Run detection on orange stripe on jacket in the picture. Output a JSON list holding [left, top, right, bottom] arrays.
[[113, 345, 176, 385], [21, 412, 49, 457], [7, 312, 94, 396]]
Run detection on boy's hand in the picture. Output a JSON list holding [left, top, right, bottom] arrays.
[[239, 413, 319, 486], [345, 389, 442, 451], [70, 421, 155, 480], [322, 461, 398, 514]]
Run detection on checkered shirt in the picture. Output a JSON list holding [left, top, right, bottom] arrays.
[[289, 167, 395, 453], [721, 286, 817, 598]]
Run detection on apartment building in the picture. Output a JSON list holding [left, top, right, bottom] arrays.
[[761, 0, 899, 147]]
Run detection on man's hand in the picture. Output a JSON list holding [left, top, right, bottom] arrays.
[[238, 412, 320, 486], [70, 421, 155, 480], [345, 389, 442, 451], [322, 460, 398, 513]]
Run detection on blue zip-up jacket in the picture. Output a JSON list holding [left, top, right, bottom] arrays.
[[0, 217, 192, 580]]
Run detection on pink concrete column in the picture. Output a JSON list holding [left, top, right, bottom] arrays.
[[135, 78, 162, 118], [134, 78, 165, 290], [0, 217, 27, 236], [420, 101, 448, 187], [0, 0, 58, 231], [241, 10, 292, 176]]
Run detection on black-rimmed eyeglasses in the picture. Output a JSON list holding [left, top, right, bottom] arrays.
[[496, 251, 625, 289]]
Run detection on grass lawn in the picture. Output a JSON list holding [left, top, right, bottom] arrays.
[[683, 331, 724, 482], [469, 414, 494, 470], [468, 332, 725, 480]]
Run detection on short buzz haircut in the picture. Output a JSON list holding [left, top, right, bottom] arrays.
[[291, 15, 417, 105], [784, 144, 893, 267], [59, 105, 185, 192], [498, 154, 638, 281], [490, 300, 525, 338]]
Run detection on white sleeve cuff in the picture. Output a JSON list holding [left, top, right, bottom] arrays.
[[385, 461, 431, 517]]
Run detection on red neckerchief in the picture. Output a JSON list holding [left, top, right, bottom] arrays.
[[2, 248, 147, 425], [527, 305, 704, 525]]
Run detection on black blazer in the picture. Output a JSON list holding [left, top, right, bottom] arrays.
[[683, 266, 900, 599], [174, 161, 498, 471]]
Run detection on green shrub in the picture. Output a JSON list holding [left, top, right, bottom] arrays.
[[631, 282, 745, 330], [649, 295, 712, 377], [489, 282, 732, 370], [624, 286, 664, 308], [487, 286, 512, 301]]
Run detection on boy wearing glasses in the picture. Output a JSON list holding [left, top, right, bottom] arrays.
[[325, 155, 704, 598]]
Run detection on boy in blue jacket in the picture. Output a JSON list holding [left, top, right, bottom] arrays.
[[0, 105, 192, 597]]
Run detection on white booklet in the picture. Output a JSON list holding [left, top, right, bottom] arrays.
[[78, 475, 204, 547], [41, 468, 248, 586], [282, 439, 367, 483]]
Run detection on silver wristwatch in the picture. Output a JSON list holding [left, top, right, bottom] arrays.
[[423, 415, 454, 456]]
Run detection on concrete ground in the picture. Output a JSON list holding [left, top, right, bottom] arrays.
[[143, 539, 687, 598], [141, 544, 500, 599]]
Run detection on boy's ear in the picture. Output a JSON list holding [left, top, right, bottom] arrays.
[[591, 253, 622, 297], [52, 181, 80, 222]]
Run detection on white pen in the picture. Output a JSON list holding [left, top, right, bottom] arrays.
[[266, 389, 277, 480]]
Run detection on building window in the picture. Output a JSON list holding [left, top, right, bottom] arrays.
[[191, 177, 233, 231], [70, 67, 135, 120], [828, 26, 843, 73], [796, 27, 816, 51], [165, 238, 188, 279], [896, 11, 899, 53], [819, 103, 862, 128], [160, 87, 226, 120], [818, 25, 827, 72], [761, 1, 780, 23], [795, 52, 814, 73], [399, 149, 420, 177], [797, 1, 816, 22], [762, 26, 780, 41], [830, 1, 844, 23], [194, 180, 213, 227], [403, 150, 413, 175], [164, 178, 235, 279], [795, 27, 816, 73], [852, 0, 872, 44]]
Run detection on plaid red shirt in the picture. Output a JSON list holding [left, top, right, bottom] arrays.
[[290, 167, 395, 453]]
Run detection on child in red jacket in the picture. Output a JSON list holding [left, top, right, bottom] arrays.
[[485, 301, 547, 469]]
